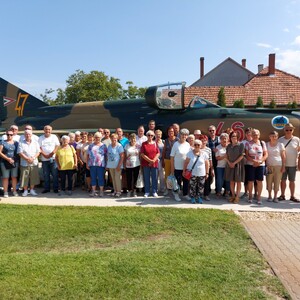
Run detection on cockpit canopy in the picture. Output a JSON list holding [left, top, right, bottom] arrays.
[[145, 82, 219, 110]]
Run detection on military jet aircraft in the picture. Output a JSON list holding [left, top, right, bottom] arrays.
[[0, 77, 299, 140]]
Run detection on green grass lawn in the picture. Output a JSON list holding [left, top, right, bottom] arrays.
[[0, 205, 289, 299]]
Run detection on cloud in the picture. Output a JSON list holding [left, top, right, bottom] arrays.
[[292, 35, 300, 45], [296, 24, 300, 29], [256, 42, 272, 48], [283, 28, 290, 32], [277, 49, 300, 76]]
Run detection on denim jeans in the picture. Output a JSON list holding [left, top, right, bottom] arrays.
[[89, 166, 105, 187], [216, 167, 230, 194], [143, 166, 158, 194], [42, 160, 58, 191]]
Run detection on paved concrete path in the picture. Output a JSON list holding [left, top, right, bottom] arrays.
[[241, 216, 300, 300]]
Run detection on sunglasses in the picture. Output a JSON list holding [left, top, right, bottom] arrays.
[[104, 131, 109, 134], [209, 130, 215, 132], [147, 134, 154, 137], [285, 129, 293, 131], [7, 134, 13, 136], [231, 135, 237, 138], [194, 144, 200, 147]]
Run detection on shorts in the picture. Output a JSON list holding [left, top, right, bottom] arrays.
[[246, 165, 264, 182], [20, 165, 40, 187], [282, 166, 297, 181], [0, 162, 19, 178]]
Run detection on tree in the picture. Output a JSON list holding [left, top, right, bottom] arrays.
[[64, 70, 123, 103], [256, 96, 263, 108], [40, 70, 147, 105], [217, 87, 226, 107], [269, 99, 277, 109], [233, 99, 245, 108], [122, 81, 147, 99]]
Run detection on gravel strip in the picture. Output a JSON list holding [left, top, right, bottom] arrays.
[[239, 211, 300, 221]]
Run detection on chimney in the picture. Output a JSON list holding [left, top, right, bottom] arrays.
[[258, 64, 264, 73], [200, 57, 204, 78], [268, 53, 275, 76], [242, 59, 246, 68]]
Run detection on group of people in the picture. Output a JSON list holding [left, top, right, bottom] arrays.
[[0, 121, 299, 205]]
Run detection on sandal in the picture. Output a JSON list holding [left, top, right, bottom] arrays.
[[290, 197, 300, 203], [277, 195, 285, 201]]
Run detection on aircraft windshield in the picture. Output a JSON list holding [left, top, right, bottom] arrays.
[[189, 96, 208, 109], [155, 83, 184, 110]]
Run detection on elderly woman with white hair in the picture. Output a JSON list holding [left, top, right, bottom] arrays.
[[140, 130, 160, 197], [55, 135, 78, 195], [170, 128, 191, 201], [215, 132, 230, 197]]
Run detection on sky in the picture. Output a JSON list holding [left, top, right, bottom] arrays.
[[1, 0, 300, 98]]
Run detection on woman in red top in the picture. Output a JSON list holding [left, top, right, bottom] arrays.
[[140, 130, 160, 198]]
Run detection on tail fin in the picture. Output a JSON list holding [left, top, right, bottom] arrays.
[[0, 77, 48, 130]]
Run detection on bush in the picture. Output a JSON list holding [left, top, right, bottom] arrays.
[[269, 99, 277, 109], [286, 101, 297, 109], [217, 87, 226, 107], [233, 99, 245, 108], [256, 96, 263, 108]]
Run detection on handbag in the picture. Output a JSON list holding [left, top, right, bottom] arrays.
[[3, 159, 16, 169], [182, 170, 192, 180], [183, 155, 200, 180], [136, 169, 144, 188]]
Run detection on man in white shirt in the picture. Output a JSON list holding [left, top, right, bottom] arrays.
[[39, 125, 60, 193], [19, 125, 39, 142], [136, 125, 147, 148], [18, 130, 40, 196], [278, 123, 300, 202]]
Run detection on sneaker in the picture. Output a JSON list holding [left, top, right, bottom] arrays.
[[153, 193, 159, 198], [197, 198, 203, 204], [127, 191, 131, 197], [204, 196, 211, 201], [115, 192, 121, 198], [163, 189, 169, 196], [99, 191, 104, 197], [13, 191, 18, 197], [4, 192, 9, 198], [133, 191, 137, 197], [273, 198, 279, 203], [30, 190, 38, 196], [144, 193, 149, 198], [183, 195, 191, 201], [190, 198, 196, 204], [22, 190, 28, 197], [41, 189, 50, 194], [267, 198, 273, 202], [241, 192, 248, 199], [174, 193, 181, 202], [248, 199, 253, 203], [257, 200, 262, 205], [89, 191, 96, 197]]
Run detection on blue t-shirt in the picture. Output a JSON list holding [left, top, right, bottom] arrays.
[[0, 140, 19, 162], [106, 144, 124, 169]]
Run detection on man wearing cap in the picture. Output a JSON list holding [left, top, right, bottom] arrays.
[[194, 129, 201, 141], [278, 123, 300, 202]]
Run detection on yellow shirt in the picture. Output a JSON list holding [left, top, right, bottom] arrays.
[[56, 145, 76, 170]]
